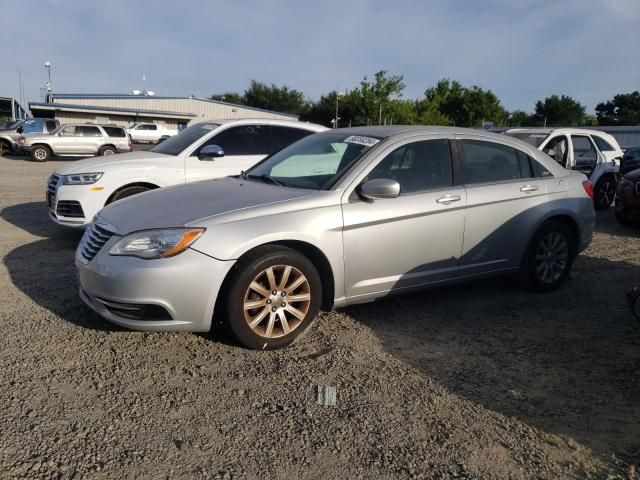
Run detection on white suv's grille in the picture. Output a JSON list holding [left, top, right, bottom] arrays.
[[47, 174, 60, 209], [80, 222, 115, 262]]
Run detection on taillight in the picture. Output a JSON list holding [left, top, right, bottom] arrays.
[[582, 180, 593, 199]]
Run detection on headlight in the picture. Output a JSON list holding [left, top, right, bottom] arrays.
[[109, 228, 205, 259], [63, 173, 103, 185], [18, 136, 26, 145]]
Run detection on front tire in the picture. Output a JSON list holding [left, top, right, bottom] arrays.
[[31, 145, 51, 162], [594, 176, 616, 210], [225, 246, 322, 350], [0, 140, 10, 157], [520, 220, 575, 292]]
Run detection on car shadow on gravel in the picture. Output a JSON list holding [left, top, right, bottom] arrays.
[[595, 209, 640, 238], [346, 252, 640, 463], [3, 236, 119, 332], [1, 201, 74, 238]]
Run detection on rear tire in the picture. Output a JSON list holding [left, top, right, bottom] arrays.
[[520, 220, 575, 292], [594, 176, 616, 210], [31, 145, 51, 162], [99, 146, 116, 156], [107, 185, 151, 204], [224, 246, 322, 350]]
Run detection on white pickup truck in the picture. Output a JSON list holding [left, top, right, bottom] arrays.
[[126, 122, 178, 143]]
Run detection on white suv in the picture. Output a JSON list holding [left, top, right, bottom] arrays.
[[127, 122, 178, 143], [504, 128, 624, 209], [47, 119, 327, 227]]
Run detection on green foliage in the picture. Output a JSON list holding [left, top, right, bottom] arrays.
[[209, 92, 246, 105], [532, 95, 586, 127], [595, 91, 640, 125], [507, 110, 533, 127], [423, 79, 507, 128], [243, 81, 309, 116]]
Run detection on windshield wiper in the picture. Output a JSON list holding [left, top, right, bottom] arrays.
[[248, 174, 286, 186]]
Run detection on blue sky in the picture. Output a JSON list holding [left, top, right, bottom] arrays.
[[2, 0, 639, 113]]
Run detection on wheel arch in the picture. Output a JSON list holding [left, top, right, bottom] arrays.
[[216, 240, 336, 314], [105, 182, 161, 205]]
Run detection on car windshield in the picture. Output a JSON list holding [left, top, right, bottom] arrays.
[[245, 132, 381, 190], [504, 132, 549, 148], [151, 122, 219, 156]]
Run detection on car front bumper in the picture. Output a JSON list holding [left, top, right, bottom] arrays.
[[76, 241, 235, 332], [47, 182, 111, 228]]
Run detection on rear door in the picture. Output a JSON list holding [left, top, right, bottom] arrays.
[[568, 134, 603, 176], [342, 136, 466, 299], [185, 124, 271, 182], [455, 135, 549, 276]]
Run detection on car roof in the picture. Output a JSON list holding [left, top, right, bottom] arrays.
[[319, 125, 519, 142], [507, 127, 609, 137], [212, 118, 326, 131]]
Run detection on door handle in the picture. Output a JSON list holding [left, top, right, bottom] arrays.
[[520, 185, 539, 193], [436, 194, 461, 205]]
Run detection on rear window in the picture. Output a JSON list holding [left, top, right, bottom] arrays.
[[103, 126, 126, 137]]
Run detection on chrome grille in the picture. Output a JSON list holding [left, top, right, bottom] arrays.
[[80, 222, 115, 263]]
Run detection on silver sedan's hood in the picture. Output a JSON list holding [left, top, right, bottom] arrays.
[[98, 177, 314, 235]]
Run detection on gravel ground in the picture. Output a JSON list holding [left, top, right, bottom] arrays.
[[1, 154, 639, 479]]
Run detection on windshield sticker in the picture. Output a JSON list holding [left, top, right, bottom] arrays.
[[343, 135, 380, 147]]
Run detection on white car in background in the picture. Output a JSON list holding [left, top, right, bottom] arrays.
[[47, 119, 327, 227], [127, 122, 178, 143], [504, 128, 624, 209]]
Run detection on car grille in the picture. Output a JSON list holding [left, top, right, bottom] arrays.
[[56, 200, 85, 218], [95, 297, 173, 321], [79, 222, 114, 262]]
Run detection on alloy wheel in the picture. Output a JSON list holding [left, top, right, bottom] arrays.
[[243, 265, 311, 338], [598, 180, 615, 206], [34, 148, 47, 160], [534, 232, 569, 284]]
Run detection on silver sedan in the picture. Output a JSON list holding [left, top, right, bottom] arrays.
[[76, 126, 595, 349]]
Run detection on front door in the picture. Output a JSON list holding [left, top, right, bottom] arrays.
[[342, 137, 466, 299], [185, 124, 270, 182]]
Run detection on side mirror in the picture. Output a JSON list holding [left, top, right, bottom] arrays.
[[16, 126, 23, 134], [198, 144, 224, 161], [358, 178, 401, 200]]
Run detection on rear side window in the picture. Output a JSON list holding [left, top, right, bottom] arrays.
[[270, 126, 313, 153], [76, 126, 102, 137], [209, 125, 270, 156], [103, 127, 126, 137], [460, 140, 532, 184], [592, 135, 616, 152]]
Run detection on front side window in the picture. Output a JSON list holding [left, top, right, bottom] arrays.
[[59, 126, 77, 137], [461, 140, 531, 184], [151, 122, 220, 156], [544, 136, 569, 168], [45, 121, 57, 133], [145, 124, 158, 131], [247, 132, 380, 190], [365, 139, 453, 194], [209, 125, 270, 156]]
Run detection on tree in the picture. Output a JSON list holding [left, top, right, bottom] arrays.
[[210, 92, 246, 105], [532, 95, 586, 126], [347, 71, 406, 125], [595, 91, 640, 125], [423, 79, 507, 127], [242, 80, 309, 116], [507, 110, 533, 127]]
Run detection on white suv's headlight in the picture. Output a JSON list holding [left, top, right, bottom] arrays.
[[109, 228, 205, 259], [63, 173, 103, 185]]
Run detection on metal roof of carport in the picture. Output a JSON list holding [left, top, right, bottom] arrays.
[[28, 102, 197, 120]]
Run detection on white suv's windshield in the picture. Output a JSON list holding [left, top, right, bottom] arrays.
[[151, 122, 219, 156], [504, 132, 549, 148], [245, 132, 381, 190]]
